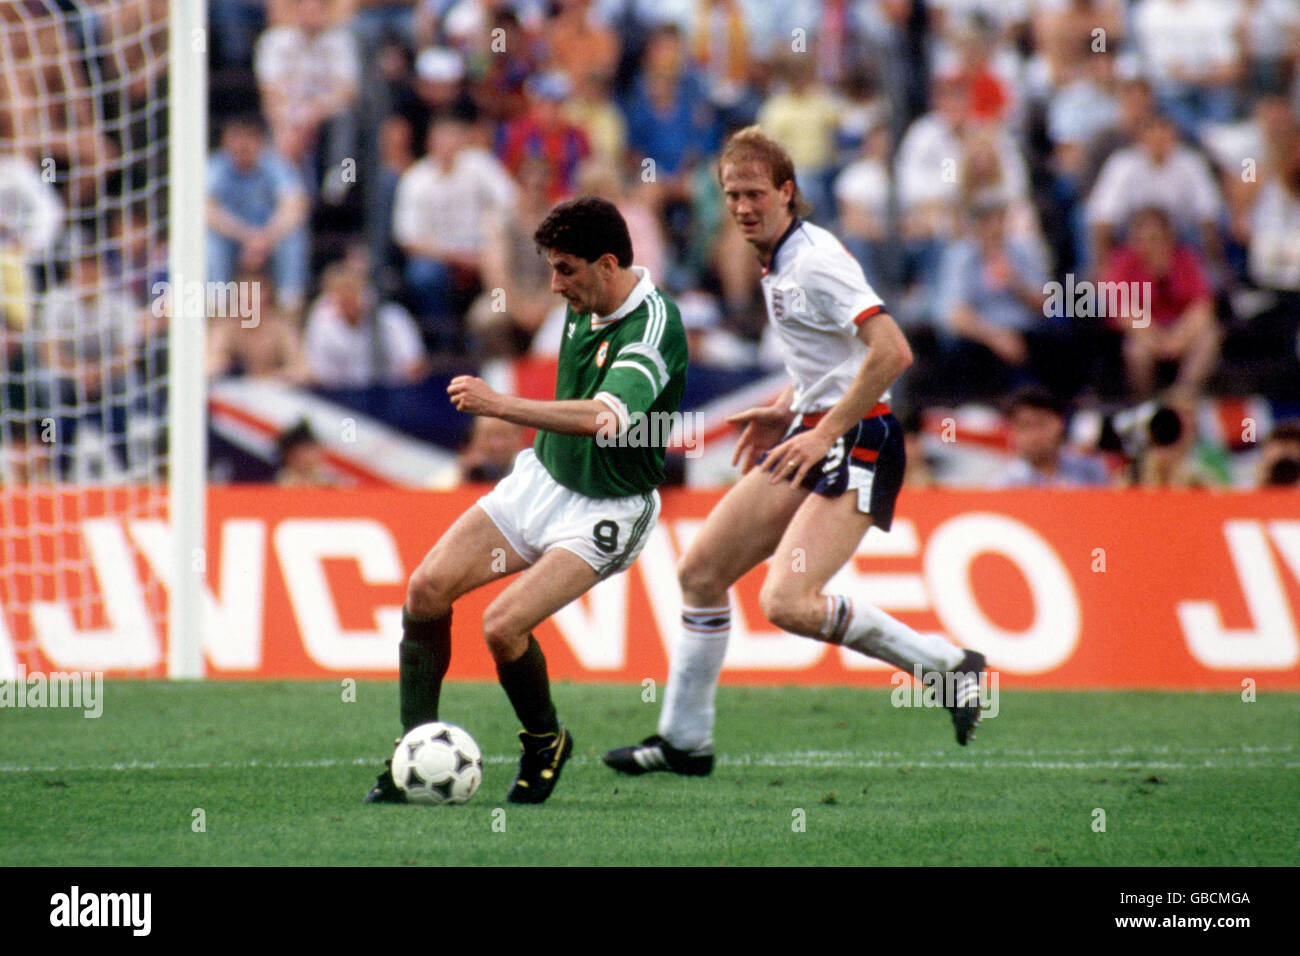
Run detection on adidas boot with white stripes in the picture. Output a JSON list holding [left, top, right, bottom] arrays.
[[942, 650, 987, 746], [601, 735, 714, 776]]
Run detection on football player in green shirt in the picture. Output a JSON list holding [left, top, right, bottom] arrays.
[[365, 197, 687, 805]]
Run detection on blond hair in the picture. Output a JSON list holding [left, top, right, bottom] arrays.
[[717, 126, 811, 217]]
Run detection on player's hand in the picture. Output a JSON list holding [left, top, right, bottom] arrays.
[[761, 427, 834, 487], [727, 403, 794, 473], [447, 376, 503, 417]]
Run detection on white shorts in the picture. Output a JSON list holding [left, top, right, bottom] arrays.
[[477, 449, 661, 577]]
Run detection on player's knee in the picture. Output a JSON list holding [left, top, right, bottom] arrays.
[[758, 578, 802, 633], [481, 602, 526, 660], [406, 565, 453, 619], [677, 553, 725, 604]]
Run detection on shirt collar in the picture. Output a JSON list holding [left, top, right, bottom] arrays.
[[762, 216, 802, 275], [591, 265, 653, 327]]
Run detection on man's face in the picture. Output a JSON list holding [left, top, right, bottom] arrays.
[[429, 122, 465, 163], [644, 32, 682, 76], [1010, 406, 1065, 466], [1119, 83, 1153, 127], [721, 161, 793, 250], [935, 83, 968, 126], [334, 278, 365, 323], [547, 250, 608, 315], [286, 442, 325, 477], [1132, 214, 1172, 263], [225, 127, 261, 170], [1141, 120, 1176, 162]]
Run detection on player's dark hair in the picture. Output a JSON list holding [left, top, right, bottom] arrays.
[[1266, 457, 1300, 486], [1129, 204, 1174, 236], [533, 196, 634, 268], [223, 113, 265, 138], [276, 418, 318, 463], [1267, 420, 1300, 445], [1147, 406, 1183, 447], [1006, 385, 1067, 419], [717, 126, 812, 217]]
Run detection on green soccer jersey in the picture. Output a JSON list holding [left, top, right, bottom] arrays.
[[535, 268, 688, 498]]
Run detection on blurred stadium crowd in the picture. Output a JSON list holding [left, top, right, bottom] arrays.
[[4, 0, 1300, 489]]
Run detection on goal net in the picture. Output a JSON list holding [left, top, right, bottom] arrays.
[[0, 0, 206, 678]]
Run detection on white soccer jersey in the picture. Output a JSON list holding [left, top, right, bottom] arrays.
[[760, 219, 888, 414]]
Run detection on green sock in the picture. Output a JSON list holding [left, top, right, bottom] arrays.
[[399, 607, 452, 732], [495, 635, 559, 735]]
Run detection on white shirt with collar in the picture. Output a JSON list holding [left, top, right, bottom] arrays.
[[759, 219, 889, 415]]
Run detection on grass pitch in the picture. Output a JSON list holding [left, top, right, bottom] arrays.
[[2, 681, 1296, 866]]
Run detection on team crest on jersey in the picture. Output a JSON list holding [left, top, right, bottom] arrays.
[[596, 340, 609, 367], [771, 288, 784, 321]]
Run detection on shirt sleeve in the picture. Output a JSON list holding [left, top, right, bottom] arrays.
[[1013, 238, 1049, 290], [301, 311, 332, 380], [391, 169, 420, 246], [1085, 151, 1128, 226], [1188, 153, 1224, 221], [598, 340, 668, 424], [934, 241, 977, 323], [206, 155, 223, 196], [253, 29, 286, 86], [327, 30, 361, 88], [381, 304, 426, 375], [796, 247, 885, 334], [267, 154, 305, 199]]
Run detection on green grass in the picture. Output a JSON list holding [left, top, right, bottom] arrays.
[[1, 681, 1296, 866]]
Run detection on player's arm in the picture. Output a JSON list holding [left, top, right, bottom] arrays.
[[809, 311, 912, 438], [449, 326, 681, 436], [762, 312, 912, 485], [261, 178, 309, 245], [206, 198, 256, 242], [448, 376, 608, 436], [727, 383, 796, 473]]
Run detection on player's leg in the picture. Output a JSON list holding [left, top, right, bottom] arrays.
[[760, 490, 954, 665], [364, 504, 529, 804], [605, 466, 809, 774], [762, 489, 985, 744], [477, 547, 603, 804], [400, 503, 531, 731], [482, 545, 599, 726], [483, 479, 661, 803]]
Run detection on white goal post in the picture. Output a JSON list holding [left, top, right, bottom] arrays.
[[167, 0, 208, 678], [0, 0, 207, 679]]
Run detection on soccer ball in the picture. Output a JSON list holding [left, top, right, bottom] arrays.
[[391, 722, 483, 805]]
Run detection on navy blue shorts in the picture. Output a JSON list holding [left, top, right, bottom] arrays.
[[757, 408, 906, 531]]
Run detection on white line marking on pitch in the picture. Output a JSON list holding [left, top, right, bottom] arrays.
[[0, 753, 1295, 773]]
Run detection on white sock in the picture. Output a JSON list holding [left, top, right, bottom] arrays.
[[822, 595, 965, 673], [657, 604, 730, 752]]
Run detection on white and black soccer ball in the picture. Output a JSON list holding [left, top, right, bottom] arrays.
[[391, 722, 483, 805]]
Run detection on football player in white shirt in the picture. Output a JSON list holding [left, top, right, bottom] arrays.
[[603, 128, 986, 776]]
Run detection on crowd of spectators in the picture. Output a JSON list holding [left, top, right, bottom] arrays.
[[2, 0, 169, 483], [3, 0, 1299, 489], [203, 0, 1300, 488]]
